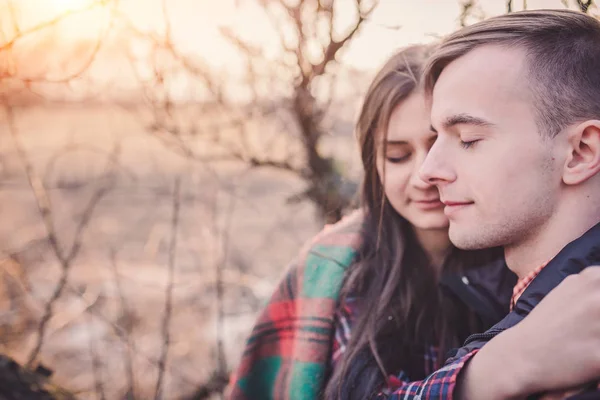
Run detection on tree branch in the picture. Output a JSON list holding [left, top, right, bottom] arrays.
[[6, 0, 21, 36], [311, 0, 376, 79], [576, 0, 594, 13], [108, 250, 136, 399], [87, 314, 106, 400], [3, 105, 117, 367], [0, 0, 104, 53], [43, 142, 135, 186], [215, 187, 237, 377], [154, 177, 181, 400]]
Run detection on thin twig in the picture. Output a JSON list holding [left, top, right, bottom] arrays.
[[25, 183, 112, 367], [6, 0, 21, 36], [15, 0, 119, 83], [43, 142, 135, 185], [0, 0, 104, 52], [108, 250, 136, 399], [154, 177, 181, 400], [87, 314, 106, 400], [576, 0, 594, 13], [215, 189, 237, 378], [3, 105, 117, 367], [310, 0, 376, 78], [459, 1, 475, 27], [60, 282, 201, 388], [115, 7, 222, 100], [5, 106, 65, 262], [161, 0, 172, 43]]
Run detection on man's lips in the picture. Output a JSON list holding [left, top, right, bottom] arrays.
[[442, 200, 474, 216], [442, 200, 473, 206]]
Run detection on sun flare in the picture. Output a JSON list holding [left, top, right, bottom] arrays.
[[49, 0, 95, 13]]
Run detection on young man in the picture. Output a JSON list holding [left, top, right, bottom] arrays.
[[378, 9, 600, 400]]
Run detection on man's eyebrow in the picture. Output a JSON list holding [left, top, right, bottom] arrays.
[[431, 113, 496, 132]]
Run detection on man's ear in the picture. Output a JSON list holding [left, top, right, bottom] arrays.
[[563, 120, 600, 185]]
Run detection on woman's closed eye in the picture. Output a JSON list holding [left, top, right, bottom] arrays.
[[386, 153, 411, 163]]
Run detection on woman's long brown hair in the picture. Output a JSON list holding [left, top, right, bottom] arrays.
[[323, 45, 501, 399]]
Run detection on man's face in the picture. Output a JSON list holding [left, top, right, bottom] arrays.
[[420, 45, 563, 250]]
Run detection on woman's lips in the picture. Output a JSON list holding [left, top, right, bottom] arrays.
[[412, 199, 445, 210]]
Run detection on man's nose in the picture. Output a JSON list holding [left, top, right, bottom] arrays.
[[418, 138, 456, 185], [409, 151, 436, 189]]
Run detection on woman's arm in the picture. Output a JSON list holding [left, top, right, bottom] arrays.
[[229, 211, 364, 399]]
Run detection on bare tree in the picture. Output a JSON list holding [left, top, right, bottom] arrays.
[[260, 0, 376, 223], [120, 0, 378, 223]]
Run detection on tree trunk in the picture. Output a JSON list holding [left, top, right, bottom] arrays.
[[293, 86, 350, 224]]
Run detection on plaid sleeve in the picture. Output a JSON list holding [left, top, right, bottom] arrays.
[[229, 215, 363, 400], [376, 350, 479, 400], [331, 296, 356, 367], [227, 259, 302, 400]]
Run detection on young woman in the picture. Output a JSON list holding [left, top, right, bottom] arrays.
[[228, 44, 515, 400]]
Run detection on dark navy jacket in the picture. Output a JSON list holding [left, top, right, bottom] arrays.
[[450, 222, 600, 399]]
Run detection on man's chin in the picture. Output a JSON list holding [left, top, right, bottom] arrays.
[[449, 230, 493, 250]]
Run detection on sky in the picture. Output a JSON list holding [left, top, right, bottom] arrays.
[[115, 0, 573, 70], [116, 0, 580, 69], [1, 0, 590, 100]]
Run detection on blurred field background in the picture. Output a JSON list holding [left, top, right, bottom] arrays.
[[0, 0, 595, 398]]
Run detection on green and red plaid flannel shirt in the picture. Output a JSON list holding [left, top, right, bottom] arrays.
[[229, 211, 365, 399]]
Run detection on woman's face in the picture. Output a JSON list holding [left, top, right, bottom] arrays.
[[376, 92, 449, 231]]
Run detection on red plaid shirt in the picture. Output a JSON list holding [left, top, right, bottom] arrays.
[[510, 262, 548, 311], [378, 350, 479, 399]]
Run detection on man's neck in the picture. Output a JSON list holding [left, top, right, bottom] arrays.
[[505, 208, 600, 280]]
